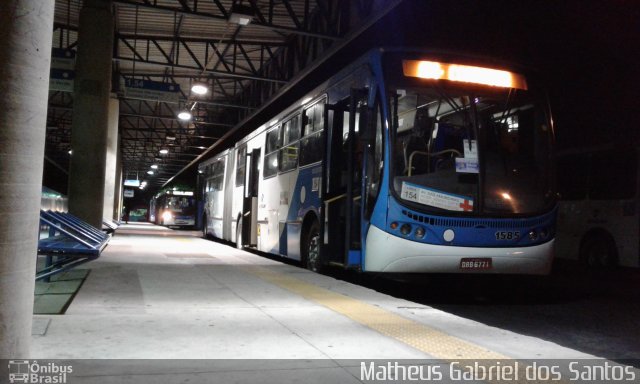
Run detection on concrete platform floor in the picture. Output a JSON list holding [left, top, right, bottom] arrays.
[[30, 223, 619, 381]]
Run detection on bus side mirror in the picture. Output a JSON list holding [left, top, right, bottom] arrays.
[[358, 105, 375, 145]]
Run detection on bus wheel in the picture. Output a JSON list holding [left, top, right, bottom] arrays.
[[303, 221, 321, 272], [580, 235, 617, 269], [236, 219, 243, 249], [202, 215, 208, 238]]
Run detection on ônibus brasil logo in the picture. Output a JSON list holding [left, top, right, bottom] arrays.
[[8, 360, 72, 384]]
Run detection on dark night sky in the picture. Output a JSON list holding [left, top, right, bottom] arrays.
[[368, 0, 640, 149]]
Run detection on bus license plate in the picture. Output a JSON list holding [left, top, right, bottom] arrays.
[[460, 258, 492, 270]]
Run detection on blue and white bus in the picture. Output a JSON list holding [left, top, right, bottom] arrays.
[[151, 189, 197, 228], [199, 48, 557, 274]]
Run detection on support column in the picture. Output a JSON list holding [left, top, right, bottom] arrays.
[[103, 95, 119, 220], [68, 0, 114, 228], [0, 0, 55, 358], [113, 141, 124, 221]]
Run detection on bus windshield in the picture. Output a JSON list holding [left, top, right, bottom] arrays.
[[164, 196, 195, 215], [386, 58, 555, 216]]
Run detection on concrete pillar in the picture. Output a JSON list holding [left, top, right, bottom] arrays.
[[103, 95, 119, 220], [113, 142, 123, 221], [0, 0, 55, 358], [68, 0, 114, 228]]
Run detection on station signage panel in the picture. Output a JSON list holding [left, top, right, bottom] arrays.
[[123, 79, 181, 104], [124, 179, 140, 187], [49, 48, 76, 92], [123, 189, 135, 198], [170, 191, 194, 196]]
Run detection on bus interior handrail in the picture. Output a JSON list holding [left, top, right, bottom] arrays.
[[408, 149, 463, 176]]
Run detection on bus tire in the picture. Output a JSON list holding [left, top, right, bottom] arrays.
[[202, 215, 208, 238], [236, 218, 243, 249], [302, 220, 322, 272], [579, 233, 617, 269]]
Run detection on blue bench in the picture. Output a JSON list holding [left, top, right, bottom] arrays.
[[102, 219, 120, 234], [37, 210, 111, 281]]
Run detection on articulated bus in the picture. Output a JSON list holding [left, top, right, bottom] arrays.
[[556, 145, 640, 268], [151, 189, 197, 228], [199, 48, 556, 274]]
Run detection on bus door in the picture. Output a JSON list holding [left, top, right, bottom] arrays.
[[242, 148, 260, 247], [321, 89, 368, 268]]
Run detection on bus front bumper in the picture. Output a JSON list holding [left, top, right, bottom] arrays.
[[364, 225, 554, 275]]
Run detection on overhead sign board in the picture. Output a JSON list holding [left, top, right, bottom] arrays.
[[170, 191, 194, 196], [124, 189, 135, 198], [49, 69, 75, 92], [49, 48, 76, 92], [124, 179, 141, 187], [51, 48, 76, 70], [123, 79, 181, 104]]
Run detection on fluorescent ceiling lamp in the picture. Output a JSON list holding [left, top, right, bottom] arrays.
[[191, 84, 208, 95], [147, 170, 154, 175], [229, 4, 253, 25], [178, 111, 192, 120], [159, 149, 169, 154], [229, 13, 252, 25], [150, 164, 158, 169]]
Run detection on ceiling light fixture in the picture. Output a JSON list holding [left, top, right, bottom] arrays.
[[228, 4, 253, 25], [147, 170, 154, 175], [178, 111, 192, 121], [159, 149, 169, 154], [151, 164, 158, 169], [191, 84, 208, 95]]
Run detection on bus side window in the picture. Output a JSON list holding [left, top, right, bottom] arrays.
[[280, 114, 300, 172], [300, 101, 325, 166], [589, 150, 637, 200], [264, 127, 280, 178], [210, 159, 225, 191], [557, 155, 588, 200], [364, 96, 384, 218], [236, 146, 247, 187]]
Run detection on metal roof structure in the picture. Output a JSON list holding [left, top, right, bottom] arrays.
[[46, 0, 398, 191]]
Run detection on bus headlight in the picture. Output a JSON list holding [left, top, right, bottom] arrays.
[[415, 227, 425, 239], [162, 211, 173, 221], [400, 224, 412, 236], [528, 230, 538, 241]]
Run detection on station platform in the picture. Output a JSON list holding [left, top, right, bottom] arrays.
[[30, 223, 616, 381]]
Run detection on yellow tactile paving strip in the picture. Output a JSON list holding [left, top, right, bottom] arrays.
[[243, 265, 509, 361], [244, 266, 569, 384]]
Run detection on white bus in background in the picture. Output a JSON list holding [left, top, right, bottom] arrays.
[[556, 145, 640, 268]]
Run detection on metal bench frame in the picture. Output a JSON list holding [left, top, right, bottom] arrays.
[[37, 210, 111, 281]]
